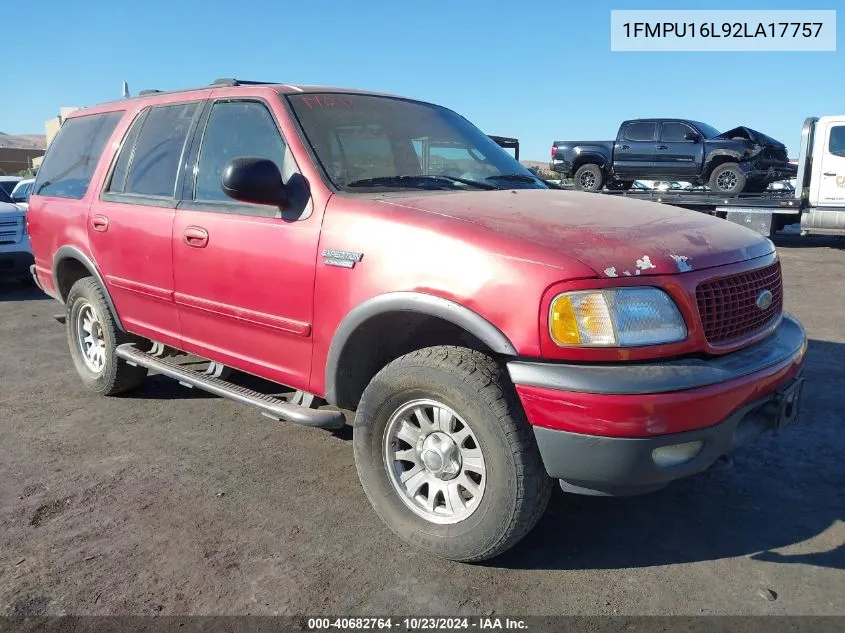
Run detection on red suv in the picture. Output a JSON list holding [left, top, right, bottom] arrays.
[[27, 78, 806, 562]]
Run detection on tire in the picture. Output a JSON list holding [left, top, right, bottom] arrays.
[[353, 346, 552, 562], [708, 163, 746, 194], [65, 277, 148, 395], [606, 180, 633, 191], [573, 164, 605, 191]]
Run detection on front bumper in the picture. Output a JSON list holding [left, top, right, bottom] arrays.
[[508, 315, 807, 496], [741, 162, 798, 183], [0, 249, 35, 278]]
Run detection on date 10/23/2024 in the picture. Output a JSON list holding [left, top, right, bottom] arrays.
[[306, 617, 528, 631]]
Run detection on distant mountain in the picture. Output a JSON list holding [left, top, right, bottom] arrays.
[[521, 160, 547, 171], [0, 133, 47, 150]]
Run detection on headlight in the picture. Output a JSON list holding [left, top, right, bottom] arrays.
[[549, 287, 686, 347]]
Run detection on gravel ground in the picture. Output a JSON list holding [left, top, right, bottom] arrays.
[[0, 235, 843, 617]]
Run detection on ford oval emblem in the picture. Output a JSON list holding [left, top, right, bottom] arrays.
[[756, 289, 774, 311]]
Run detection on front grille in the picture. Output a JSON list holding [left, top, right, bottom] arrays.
[[0, 218, 23, 245], [696, 261, 783, 345]]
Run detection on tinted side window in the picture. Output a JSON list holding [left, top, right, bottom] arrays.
[[195, 101, 286, 202], [33, 111, 123, 199], [106, 110, 147, 194], [124, 102, 199, 197], [623, 122, 656, 142], [829, 125, 845, 158], [661, 122, 695, 142]]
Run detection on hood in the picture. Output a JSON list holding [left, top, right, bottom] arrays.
[[0, 201, 24, 219], [381, 190, 774, 277], [715, 126, 785, 149]]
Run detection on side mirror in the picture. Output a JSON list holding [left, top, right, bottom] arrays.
[[221, 157, 287, 206], [684, 132, 701, 142]]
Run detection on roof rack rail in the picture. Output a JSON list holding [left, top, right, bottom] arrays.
[[211, 78, 277, 87], [138, 89, 163, 96]]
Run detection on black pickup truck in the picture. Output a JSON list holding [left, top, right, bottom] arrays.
[[551, 119, 797, 194]]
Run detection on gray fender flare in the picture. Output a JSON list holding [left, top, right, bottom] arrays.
[[324, 292, 518, 405], [53, 246, 125, 331]]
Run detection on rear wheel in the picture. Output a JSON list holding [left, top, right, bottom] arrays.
[[573, 164, 605, 191], [66, 277, 148, 395], [709, 163, 746, 194], [353, 346, 552, 562]]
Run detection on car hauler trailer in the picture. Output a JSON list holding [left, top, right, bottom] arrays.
[[566, 117, 845, 239]]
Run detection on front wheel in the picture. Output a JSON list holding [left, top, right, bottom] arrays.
[[709, 163, 746, 194], [353, 346, 552, 562]]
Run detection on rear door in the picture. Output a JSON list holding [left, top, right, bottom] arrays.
[[656, 121, 704, 179], [89, 100, 203, 347], [614, 121, 657, 178], [815, 120, 845, 207], [172, 97, 320, 389]]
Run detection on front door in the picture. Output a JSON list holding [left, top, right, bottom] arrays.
[[172, 98, 320, 390], [656, 121, 704, 179], [816, 121, 845, 207], [89, 100, 203, 347]]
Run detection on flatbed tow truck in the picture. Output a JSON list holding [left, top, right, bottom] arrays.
[[539, 117, 845, 239]]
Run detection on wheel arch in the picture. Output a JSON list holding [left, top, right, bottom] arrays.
[[703, 150, 742, 179], [52, 246, 125, 331], [572, 154, 608, 173], [324, 292, 518, 409]]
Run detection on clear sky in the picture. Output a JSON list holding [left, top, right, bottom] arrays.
[[2, 0, 842, 160]]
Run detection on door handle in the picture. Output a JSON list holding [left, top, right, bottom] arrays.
[[183, 226, 209, 248], [91, 214, 109, 232], [620, 145, 630, 150], [655, 145, 669, 150], [824, 171, 837, 176]]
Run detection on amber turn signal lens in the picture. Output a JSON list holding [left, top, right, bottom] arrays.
[[549, 294, 581, 345]]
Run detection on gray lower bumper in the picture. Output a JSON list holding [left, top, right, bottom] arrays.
[[534, 374, 803, 496]]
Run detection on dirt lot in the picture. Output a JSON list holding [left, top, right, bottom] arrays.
[[1, 236, 843, 618]]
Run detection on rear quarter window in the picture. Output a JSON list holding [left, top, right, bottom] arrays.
[[33, 111, 123, 200]]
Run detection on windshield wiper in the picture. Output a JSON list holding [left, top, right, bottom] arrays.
[[346, 175, 497, 190], [486, 173, 541, 184]]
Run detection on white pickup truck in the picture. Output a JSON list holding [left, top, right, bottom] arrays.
[[0, 176, 33, 282]]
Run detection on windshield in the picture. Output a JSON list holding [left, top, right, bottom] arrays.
[[690, 121, 721, 139], [287, 93, 546, 192], [0, 187, 13, 203], [0, 180, 20, 198]]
